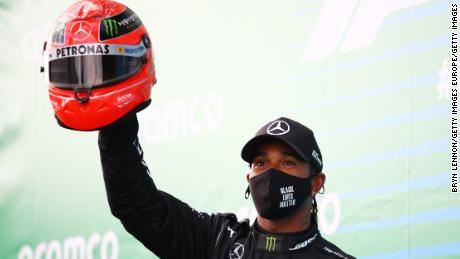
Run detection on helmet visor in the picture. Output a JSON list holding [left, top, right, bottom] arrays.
[[47, 43, 147, 89]]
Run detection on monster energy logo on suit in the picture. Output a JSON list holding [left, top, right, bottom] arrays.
[[266, 237, 276, 252], [100, 7, 143, 41]]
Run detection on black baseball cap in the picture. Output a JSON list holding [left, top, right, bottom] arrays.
[[241, 117, 323, 172]]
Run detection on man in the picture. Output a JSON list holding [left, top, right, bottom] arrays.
[[99, 115, 355, 258]]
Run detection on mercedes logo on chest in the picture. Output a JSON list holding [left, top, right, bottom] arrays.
[[267, 120, 290, 135], [229, 243, 244, 259]]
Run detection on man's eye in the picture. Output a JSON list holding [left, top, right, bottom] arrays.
[[284, 161, 296, 167], [253, 161, 266, 167]]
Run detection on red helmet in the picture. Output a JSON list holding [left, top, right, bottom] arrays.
[[43, 0, 156, 131]]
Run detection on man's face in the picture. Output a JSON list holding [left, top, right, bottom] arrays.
[[247, 140, 312, 180]]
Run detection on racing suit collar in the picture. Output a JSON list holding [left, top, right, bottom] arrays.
[[251, 219, 320, 254]]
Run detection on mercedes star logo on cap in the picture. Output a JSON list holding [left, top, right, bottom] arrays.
[[71, 21, 92, 41], [267, 120, 290, 135]]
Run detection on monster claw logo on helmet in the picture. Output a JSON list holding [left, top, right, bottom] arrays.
[[43, 0, 156, 131]]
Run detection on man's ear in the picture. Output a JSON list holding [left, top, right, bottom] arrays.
[[312, 173, 325, 194]]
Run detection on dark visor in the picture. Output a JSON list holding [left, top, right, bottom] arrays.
[[49, 55, 144, 89]]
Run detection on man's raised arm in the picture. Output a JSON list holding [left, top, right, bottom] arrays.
[[98, 115, 228, 259]]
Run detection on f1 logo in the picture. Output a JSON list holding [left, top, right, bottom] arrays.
[[301, 0, 429, 62]]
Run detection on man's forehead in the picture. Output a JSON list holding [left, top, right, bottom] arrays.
[[254, 150, 298, 158], [254, 141, 300, 158]]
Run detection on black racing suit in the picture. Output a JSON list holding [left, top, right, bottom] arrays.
[[98, 115, 356, 259]]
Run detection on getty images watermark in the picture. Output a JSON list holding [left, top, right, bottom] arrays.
[[451, 2, 458, 193]]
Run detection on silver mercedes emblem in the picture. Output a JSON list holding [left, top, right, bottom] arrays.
[[267, 120, 290, 135], [71, 21, 92, 41]]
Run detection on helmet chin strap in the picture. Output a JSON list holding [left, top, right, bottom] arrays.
[[74, 87, 92, 104]]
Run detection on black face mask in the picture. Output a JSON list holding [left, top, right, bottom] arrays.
[[247, 168, 314, 219]]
